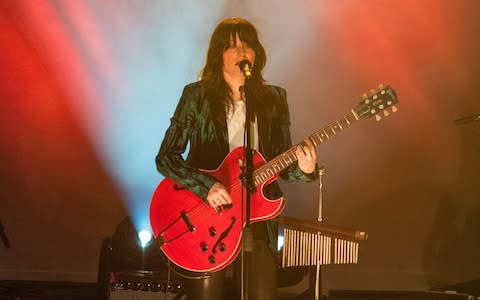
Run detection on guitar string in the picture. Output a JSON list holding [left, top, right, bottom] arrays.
[[159, 114, 360, 267]]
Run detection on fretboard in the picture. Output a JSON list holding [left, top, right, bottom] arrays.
[[253, 110, 359, 186]]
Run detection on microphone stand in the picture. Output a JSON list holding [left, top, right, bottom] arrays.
[[314, 167, 326, 300], [239, 75, 255, 300]]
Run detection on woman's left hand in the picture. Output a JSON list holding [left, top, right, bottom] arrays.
[[295, 138, 317, 174]]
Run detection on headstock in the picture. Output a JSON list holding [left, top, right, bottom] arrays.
[[354, 84, 398, 121]]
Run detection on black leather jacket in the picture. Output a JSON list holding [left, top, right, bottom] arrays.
[[156, 81, 318, 251]]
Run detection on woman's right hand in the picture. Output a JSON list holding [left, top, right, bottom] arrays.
[[207, 182, 232, 209]]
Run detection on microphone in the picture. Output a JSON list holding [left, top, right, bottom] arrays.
[[239, 59, 252, 79]]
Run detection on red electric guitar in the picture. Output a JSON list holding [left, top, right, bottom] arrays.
[[149, 85, 398, 274]]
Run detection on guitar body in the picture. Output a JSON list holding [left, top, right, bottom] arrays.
[[149, 147, 285, 274]]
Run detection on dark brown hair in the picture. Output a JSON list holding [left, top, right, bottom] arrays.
[[200, 17, 267, 109]]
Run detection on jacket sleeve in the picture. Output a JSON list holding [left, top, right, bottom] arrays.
[[271, 87, 319, 182], [155, 84, 217, 202]]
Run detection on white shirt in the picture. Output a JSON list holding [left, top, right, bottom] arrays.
[[226, 100, 259, 151]]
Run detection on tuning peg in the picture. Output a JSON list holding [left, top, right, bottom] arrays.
[[370, 88, 376, 94], [383, 110, 390, 117], [362, 93, 368, 99], [378, 83, 384, 89], [392, 105, 398, 112], [375, 114, 382, 121]]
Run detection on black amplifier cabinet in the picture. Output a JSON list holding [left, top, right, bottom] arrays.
[[98, 218, 188, 300], [108, 270, 186, 300]]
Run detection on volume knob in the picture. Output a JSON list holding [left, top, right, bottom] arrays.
[[208, 255, 216, 264], [209, 227, 216, 237]]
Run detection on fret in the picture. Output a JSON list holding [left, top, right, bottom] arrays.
[[284, 154, 292, 164], [321, 130, 329, 139], [267, 162, 274, 171], [343, 115, 351, 125], [328, 125, 336, 134], [263, 172, 269, 181], [339, 117, 349, 128], [271, 166, 277, 176], [335, 120, 343, 130], [272, 163, 280, 172], [260, 172, 267, 182], [349, 113, 357, 123], [266, 168, 273, 178], [351, 109, 359, 120], [262, 170, 269, 179], [328, 124, 337, 135]]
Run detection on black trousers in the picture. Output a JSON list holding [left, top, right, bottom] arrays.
[[184, 223, 278, 300]]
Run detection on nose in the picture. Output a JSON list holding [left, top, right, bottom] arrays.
[[238, 46, 246, 57]]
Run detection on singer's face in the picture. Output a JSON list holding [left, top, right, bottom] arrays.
[[222, 34, 256, 78]]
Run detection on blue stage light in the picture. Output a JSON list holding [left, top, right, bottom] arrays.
[[138, 229, 153, 248]]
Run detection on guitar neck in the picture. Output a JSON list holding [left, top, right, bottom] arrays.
[[253, 110, 359, 186]]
